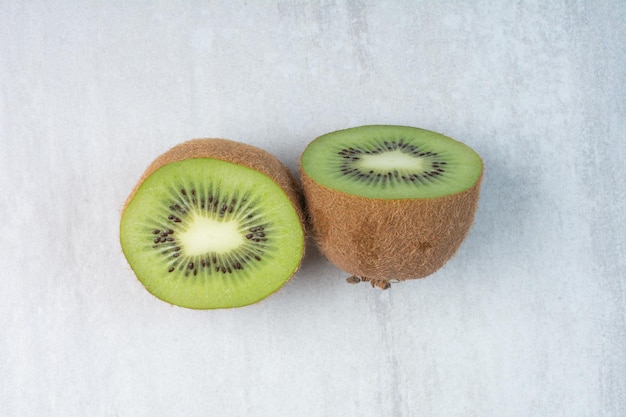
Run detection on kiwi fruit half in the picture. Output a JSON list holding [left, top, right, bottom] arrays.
[[120, 139, 305, 309], [300, 125, 483, 289]]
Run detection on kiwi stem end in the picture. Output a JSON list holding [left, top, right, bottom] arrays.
[[346, 275, 391, 290]]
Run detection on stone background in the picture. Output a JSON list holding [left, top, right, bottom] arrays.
[[1, 1, 624, 416]]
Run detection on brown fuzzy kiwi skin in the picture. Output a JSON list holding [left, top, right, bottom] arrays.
[[121, 139, 306, 292], [300, 165, 482, 283]]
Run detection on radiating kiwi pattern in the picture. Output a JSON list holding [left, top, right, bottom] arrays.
[[148, 185, 271, 278], [302, 126, 481, 200], [337, 139, 449, 187]]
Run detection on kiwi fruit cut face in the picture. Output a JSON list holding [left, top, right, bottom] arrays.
[[120, 139, 305, 309], [300, 125, 482, 288]]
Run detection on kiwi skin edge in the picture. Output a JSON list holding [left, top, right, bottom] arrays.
[[300, 146, 482, 288], [122, 139, 305, 224], [120, 139, 306, 305]]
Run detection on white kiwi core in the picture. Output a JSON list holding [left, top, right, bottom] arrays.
[[356, 149, 426, 172], [179, 211, 244, 256]]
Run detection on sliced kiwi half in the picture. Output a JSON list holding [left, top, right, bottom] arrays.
[[300, 125, 483, 288], [120, 139, 305, 309]]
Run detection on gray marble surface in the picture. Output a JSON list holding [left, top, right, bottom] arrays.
[[1, 1, 625, 416]]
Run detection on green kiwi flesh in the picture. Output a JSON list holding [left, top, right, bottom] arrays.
[[120, 157, 304, 309], [301, 125, 482, 199]]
